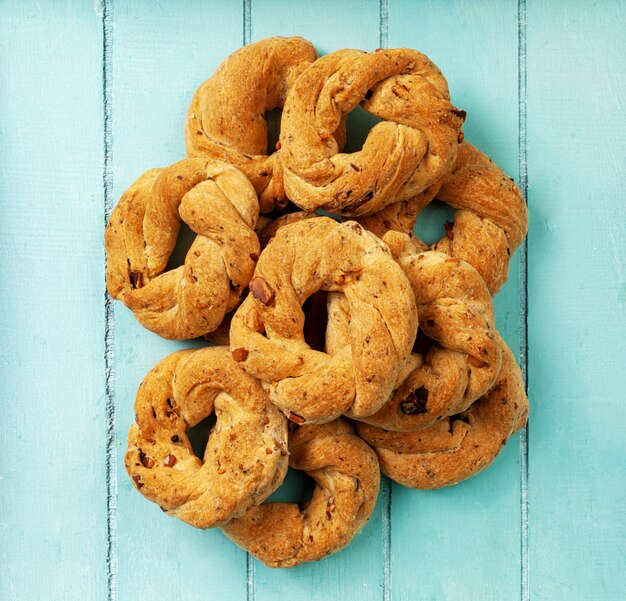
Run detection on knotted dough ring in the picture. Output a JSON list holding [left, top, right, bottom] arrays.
[[279, 47, 466, 216], [355, 337, 528, 489], [222, 418, 380, 567], [186, 36, 319, 213], [432, 142, 528, 293], [125, 346, 288, 528], [230, 216, 418, 424], [346, 232, 501, 431], [105, 158, 259, 339], [358, 141, 528, 294]]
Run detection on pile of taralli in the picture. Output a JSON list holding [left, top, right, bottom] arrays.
[[105, 37, 529, 568]]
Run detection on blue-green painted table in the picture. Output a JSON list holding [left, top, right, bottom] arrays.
[[1, 1, 624, 599]]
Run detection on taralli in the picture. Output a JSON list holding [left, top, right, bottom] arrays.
[[230, 216, 418, 424], [125, 346, 288, 528], [358, 141, 528, 294], [222, 419, 380, 567], [433, 142, 527, 294], [110, 37, 532, 566], [280, 47, 465, 216], [330, 232, 501, 431], [356, 338, 528, 489], [105, 158, 260, 339], [186, 36, 322, 213]]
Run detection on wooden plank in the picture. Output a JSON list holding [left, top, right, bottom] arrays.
[[526, 2, 626, 598], [108, 2, 247, 600], [250, 1, 384, 598], [388, 2, 524, 599], [0, 1, 107, 599]]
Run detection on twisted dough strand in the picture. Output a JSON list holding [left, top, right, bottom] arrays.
[[334, 232, 501, 431], [125, 347, 288, 528], [230, 216, 418, 424], [222, 419, 380, 567], [357, 141, 528, 294], [356, 337, 528, 489], [280, 48, 465, 216], [105, 158, 259, 339], [185, 36, 319, 213]]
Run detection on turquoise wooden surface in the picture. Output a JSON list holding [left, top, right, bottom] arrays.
[[0, 1, 624, 600], [526, 2, 626, 599]]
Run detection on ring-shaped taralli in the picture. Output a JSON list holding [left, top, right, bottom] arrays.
[[357, 141, 528, 294], [105, 158, 260, 339], [185, 36, 323, 214], [222, 419, 380, 567], [125, 346, 288, 528], [346, 232, 501, 431], [432, 142, 528, 294], [355, 337, 528, 489], [279, 47, 466, 217], [229, 216, 418, 424]]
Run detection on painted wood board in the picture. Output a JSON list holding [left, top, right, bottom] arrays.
[[526, 1, 626, 599], [0, 1, 108, 600], [0, 1, 624, 600]]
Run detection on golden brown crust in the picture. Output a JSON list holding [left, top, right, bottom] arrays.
[[356, 338, 528, 489], [433, 142, 528, 293], [125, 347, 288, 528], [256, 210, 317, 248], [222, 419, 380, 567], [341, 233, 501, 431], [357, 141, 528, 294], [280, 48, 465, 216], [185, 36, 319, 213], [229, 216, 418, 424], [105, 158, 259, 339]]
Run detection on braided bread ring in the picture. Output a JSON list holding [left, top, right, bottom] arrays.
[[357, 141, 528, 294], [222, 419, 380, 567], [125, 346, 288, 528], [355, 337, 528, 489], [230, 216, 418, 424], [344, 232, 501, 431], [185, 37, 319, 213], [279, 47, 465, 216], [105, 158, 259, 339], [432, 142, 527, 294]]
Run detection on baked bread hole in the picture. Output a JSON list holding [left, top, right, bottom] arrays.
[[265, 108, 282, 155], [265, 467, 315, 505], [186, 413, 218, 460], [302, 290, 329, 352], [343, 105, 383, 153], [413, 199, 455, 245], [165, 221, 195, 271], [411, 327, 435, 355]]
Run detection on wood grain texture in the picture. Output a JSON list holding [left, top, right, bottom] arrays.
[[108, 2, 246, 600], [0, 1, 107, 599], [1, 1, 625, 600], [250, 2, 384, 599], [527, 1, 626, 599], [388, 2, 524, 599]]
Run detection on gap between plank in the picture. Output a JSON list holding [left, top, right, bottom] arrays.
[[243, 2, 255, 599], [379, 0, 389, 49], [381, 477, 392, 601], [102, 1, 117, 601], [379, 3, 391, 600], [243, 0, 252, 46], [518, 1, 529, 600]]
